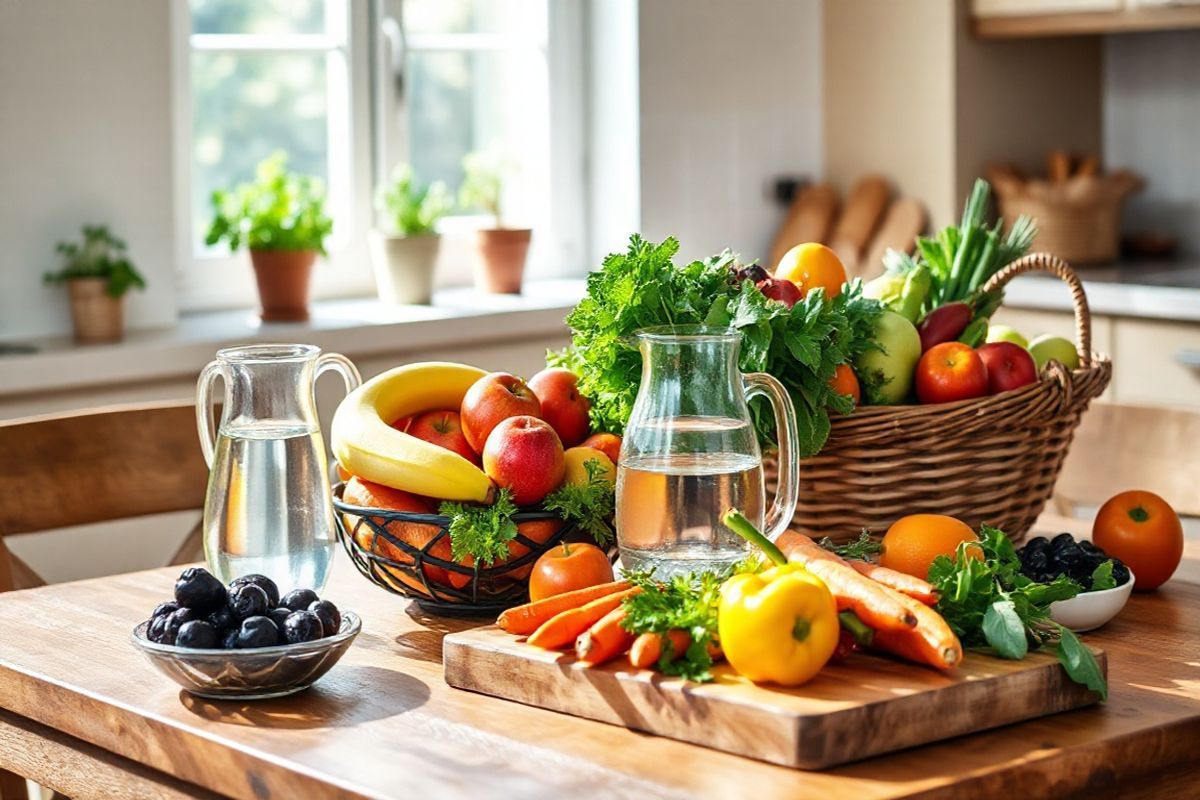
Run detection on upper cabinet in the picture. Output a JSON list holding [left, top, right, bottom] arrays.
[[973, 0, 1200, 37]]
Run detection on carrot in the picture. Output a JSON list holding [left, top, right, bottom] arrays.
[[497, 580, 631, 635], [848, 560, 938, 606], [527, 587, 641, 649], [576, 607, 636, 666], [781, 534, 917, 632], [871, 593, 962, 670], [628, 629, 692, 669]]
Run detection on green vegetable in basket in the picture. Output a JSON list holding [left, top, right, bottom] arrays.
[[863, 250, 930, 323]]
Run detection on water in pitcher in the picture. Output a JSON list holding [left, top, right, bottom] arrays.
[[203, 419, 335, 593], [617, 446, 765, 577]]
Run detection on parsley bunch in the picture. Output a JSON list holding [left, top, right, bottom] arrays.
[[928, 525, 1108, 700], [553, 235, 882, 457], [620, 569, 726, 682], [439, 490, 519, 566], [542, 460, 615, 547]]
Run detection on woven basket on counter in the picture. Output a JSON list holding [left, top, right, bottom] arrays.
[[766, 253, 1111, 545]]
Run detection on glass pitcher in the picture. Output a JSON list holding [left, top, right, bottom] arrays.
[[196, 344, 360, 594], [616, 326, 799, 577]]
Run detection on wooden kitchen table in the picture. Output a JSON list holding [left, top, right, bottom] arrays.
[[0, 563, 1198, 800]]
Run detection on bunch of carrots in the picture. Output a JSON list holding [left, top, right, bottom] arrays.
[[777, 531, 962, 670], [497, 580, 707, 669]]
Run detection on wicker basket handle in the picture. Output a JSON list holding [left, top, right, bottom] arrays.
[[980, 252, 1092, 369]]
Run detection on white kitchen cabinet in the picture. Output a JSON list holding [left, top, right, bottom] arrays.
[[1112, 318, 1200, 409], [972, 0, 1121, 17]]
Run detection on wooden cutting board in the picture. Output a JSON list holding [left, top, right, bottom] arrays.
[[444, 625, 1105, 770]]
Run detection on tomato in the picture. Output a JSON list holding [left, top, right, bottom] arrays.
[[1092, 490, 1183, 591], [775, 243, 847, 300], [828, 363, 861, 406], [528, 542, 614, 601], [914, 342, 989, 404]]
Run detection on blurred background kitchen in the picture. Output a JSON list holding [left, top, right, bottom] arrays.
[[1, 0, 1197, 584]]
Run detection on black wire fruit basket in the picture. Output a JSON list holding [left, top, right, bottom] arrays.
[[332, 483, 576, 616]]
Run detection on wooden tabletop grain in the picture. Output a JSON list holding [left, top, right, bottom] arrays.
[[0, 559, 1198, 800]]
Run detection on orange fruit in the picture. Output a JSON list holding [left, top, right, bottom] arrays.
[[1093, 490, 1182, 591], [774, 243, 847, 300], [880, 514, 981, 579], [828, 363, 861, 406]]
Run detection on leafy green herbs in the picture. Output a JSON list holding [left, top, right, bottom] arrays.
[[44, 225, 146, 298], [542, 460, 616, 547], [205, 151, 334, 254], [928, 525, 1108, 699], [437, 469, 616, 565], [1090, 560, 1117, 592], [439, 490, 519, 566], [553, 235, 882, 456], [378, 164, 452, 236], [620, 569, 726, 682], [819, 531, 882, 560]]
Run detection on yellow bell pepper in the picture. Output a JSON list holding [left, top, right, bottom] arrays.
[[718, 564, 839, 686]]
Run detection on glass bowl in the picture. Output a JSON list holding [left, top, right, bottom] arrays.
[[131, 611, 361, 700]]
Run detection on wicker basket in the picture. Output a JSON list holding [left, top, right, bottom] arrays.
[[767, 253, 1111, 545]]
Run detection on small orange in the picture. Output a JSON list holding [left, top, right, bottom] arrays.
[[775, 243, 847, 300], [880, 514, 981, 580], [1093, 490, 1182, 591], [828, 363, 861, 406]]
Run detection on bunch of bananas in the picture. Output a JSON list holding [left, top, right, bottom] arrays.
[[331, 362, 493, 502]]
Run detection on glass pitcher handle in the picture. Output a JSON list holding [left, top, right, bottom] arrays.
[[743, 372, 799, 543], [195, 360, 223, 468], [315, 352, 362, 401]]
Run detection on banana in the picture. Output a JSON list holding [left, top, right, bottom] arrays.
[[331, 362, 494, 502]]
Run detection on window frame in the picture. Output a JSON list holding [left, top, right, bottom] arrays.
[[171, 0, 375, 312]]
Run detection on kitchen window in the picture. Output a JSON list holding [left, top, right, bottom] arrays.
[[173, 0, 584, 312]]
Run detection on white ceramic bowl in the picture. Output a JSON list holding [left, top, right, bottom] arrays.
[[1050, 570, 1135, 632]]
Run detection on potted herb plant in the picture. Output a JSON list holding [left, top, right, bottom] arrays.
[[44, 225, 146, 343], [459, 151, 531, 294], [205, 151, 333, 321], [370, 165, 452, 304]]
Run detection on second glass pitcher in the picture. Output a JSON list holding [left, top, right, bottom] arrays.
[[196, 344, 360, 594], [616, 326, 799, 577]]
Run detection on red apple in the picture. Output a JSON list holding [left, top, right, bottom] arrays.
[[580, 432, 622, 464], [389, 414, 412, 433], [460, 372, 542, 453], [482, 416, 566, 506], [755, 277, 802, 308], [976, 341, 1038, 395], [407, 409, 479, 463], [915, 342, 989, 404], [528, 368, 591, 447]]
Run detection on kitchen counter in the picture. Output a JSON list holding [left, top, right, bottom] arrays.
[[1003, 259, 1200, 322]]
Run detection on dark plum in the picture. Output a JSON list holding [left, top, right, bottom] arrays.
[[1024, 549, 1050, 574], [308, 600, 341, 636], [147, 614, 170, 644], [235, 616, 280, 649], [279, 588, 320, 613], [161, 608, 196, 646], [229, 574, 280, 608], [151, 601, 181, 619], [207, 604, 237, 632], [1051, 532, 1076, 551], [229, 583, 270, 620], [283, 611, 324, 644], [268, 607, 292, 630], [175, 620, 220, 649], [221, 628, 239, 649], [174, 568, 226, 614], [734, 264, 769, 284], [1052, 542, 1085, 571]]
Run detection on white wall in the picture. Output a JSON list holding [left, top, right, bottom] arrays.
[[1105, 30, 1200, 257], [636, 0, 823, 266], [0, 0, 176, 341]]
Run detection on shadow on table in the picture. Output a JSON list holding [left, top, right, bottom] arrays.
[[180, 665, 431, 729]]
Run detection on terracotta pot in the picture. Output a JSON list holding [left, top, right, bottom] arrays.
[[368, 231, 440, 304], [249, 249, 317, 322], [472, 228, 531, 294], [67, 278, 124, 343]]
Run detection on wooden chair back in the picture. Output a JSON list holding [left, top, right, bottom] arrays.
[[0, 401, 210, 592], [1055, 402, 1200, 518]]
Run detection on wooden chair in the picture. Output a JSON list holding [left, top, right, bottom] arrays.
[[0, 401, 211, 799], [0, 400, 211, 593], [1053, 402, 1200, 519]]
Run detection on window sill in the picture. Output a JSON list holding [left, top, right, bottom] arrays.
[[0, 279, 584, 399]]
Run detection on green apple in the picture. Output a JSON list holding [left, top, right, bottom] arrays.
[[855, 310, 922, 404], [986, 324, 1029, 350], [1028, 334, 1080, 371]]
